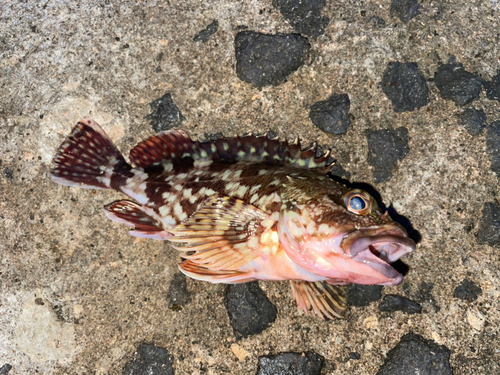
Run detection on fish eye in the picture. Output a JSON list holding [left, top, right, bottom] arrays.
[[344, 191, 371, 215]]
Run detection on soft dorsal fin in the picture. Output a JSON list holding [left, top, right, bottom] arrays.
[[129, 130, 334, 173]]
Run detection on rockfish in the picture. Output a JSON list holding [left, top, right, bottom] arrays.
[[50, 118, 416, 319]]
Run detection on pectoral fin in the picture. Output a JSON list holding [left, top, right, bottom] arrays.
[[290, 281, 347, 320], [169, 196, 267, 272]]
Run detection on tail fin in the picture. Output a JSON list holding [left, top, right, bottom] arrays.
[[50, 117, 129, 189]]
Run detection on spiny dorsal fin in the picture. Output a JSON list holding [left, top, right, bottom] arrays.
[[129, 130, 334, 173]]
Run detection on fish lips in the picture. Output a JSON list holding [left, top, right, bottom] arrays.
[[346, 233, 416, 283]]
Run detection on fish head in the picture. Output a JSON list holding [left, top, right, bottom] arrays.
[[278, 176, 416, 286]]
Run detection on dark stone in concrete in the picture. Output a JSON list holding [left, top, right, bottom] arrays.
[[413, 281, 440, 312], [3, 167, 13, 179], [366, 127, 410, 183], [272, 0, 330, 38], [235, 32, 310, 87], [347, 285, 383, 307], [225, 281, 277, 338], [309, 94, 351, 135], [166, 272, 191, 310], [380, 62, 429, 113], [193, 20, 218, 43], [376, 333, 452, 375], [0, 364, 12, 375], [390, 0, 420, 22], [379, 294, 422, 314], [485, 121, 500, 177], [434, 60, 483, 106], [484, 71, 500, 102], [453, 279, 482, 302], [367, 16, 386, 28], [122, 344, 175, 375], [477, 201, 500, 248], [349, 352, 361, 360], [257, 351, 323, 375], [457, 107, 487, 135], [147, 93, 185, 133]]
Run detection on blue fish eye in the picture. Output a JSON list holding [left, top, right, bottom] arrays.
[[349, 196, 366, 210], [344, 191, 371, 214]]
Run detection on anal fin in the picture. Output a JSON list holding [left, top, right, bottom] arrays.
[[290, 281, 347, 320], [104, 200, 171, 240], [179, 260, 254, 283]]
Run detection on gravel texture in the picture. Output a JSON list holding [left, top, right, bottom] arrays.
[[379, 294, 422, 314], [457, 107, 488, 135], [453, 279, 483, 303], [194, 20, 219, 43], [376, 333, 453, 375], [256, 351, 323, 375], [485, 120, 500, 176], [225, 282, 278, 339], [309, 93, 351, 134], [166, 272, 192, 310], [390, 0, 420, 23], [346, 285, 383, 307], [147, 93, 186, 133], [122, 344, 175, 375], [380, 62, 429, 113], [476, 201, 500, 247], [366, 127, 410, 183], [1, 0, 500, 374], [235, 31, 310, 87], [272, 0, 330, 38], [484, 71, 500, 102], [434, 58, 484, 106]]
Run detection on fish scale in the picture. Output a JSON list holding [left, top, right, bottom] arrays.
[[50, 117, 416, 320]]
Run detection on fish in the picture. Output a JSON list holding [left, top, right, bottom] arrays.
[[50, 117, 416, 319]]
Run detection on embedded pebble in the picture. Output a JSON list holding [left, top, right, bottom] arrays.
[[379, 294, 422, 314], [366, 127, 410, 183], [376, 333, 452, 375], [309, 93, 351, 135], [122, 344, 175, 375], [347, 285, 383, 307], [257, 352, 323, 375], [434, 59, 483, 106], [225, 282, 277, 338], [148, 93, 185, 133], [367, 16, 386, 28], [390, 0, 420, 22], [454, 279, 482, 302], [0, 364, 12, 375], [484, 71, 500, 101], [166, 272, 191, 310], [485, 121, 500, 177], [272, 0, 329, 38], [476, 201, 500, 248], [193, 20, 218, 43], [231, 343, 250, 361], [235, 31, 310, 87], [457, 107, 487, 135], [380, 62, 429, 113]]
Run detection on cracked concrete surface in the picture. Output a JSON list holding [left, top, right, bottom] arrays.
[[1, 0, 499, 374]]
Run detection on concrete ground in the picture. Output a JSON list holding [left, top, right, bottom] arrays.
[[1, 0, 499, 374]]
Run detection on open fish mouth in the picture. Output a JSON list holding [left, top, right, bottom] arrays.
[[348, 234, 416, 281]]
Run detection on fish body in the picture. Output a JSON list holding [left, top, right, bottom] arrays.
[[51, 118, 416, 319]]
